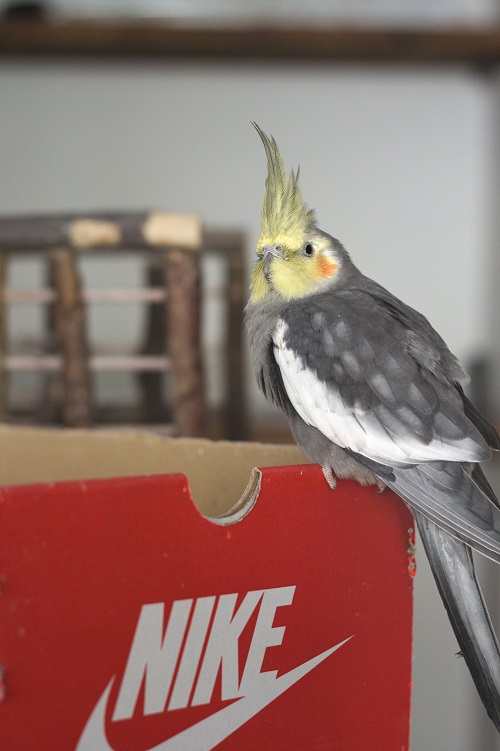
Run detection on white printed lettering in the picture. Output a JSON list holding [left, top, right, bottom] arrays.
[[191, 590, 263, 706], [239, 586, 296, 695], [113, 600, 192, 721], [168, 596, 216, 710]]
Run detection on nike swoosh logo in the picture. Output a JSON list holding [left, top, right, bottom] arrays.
[[76, 636, 352, 751]]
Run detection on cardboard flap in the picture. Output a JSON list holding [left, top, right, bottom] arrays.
[[0, 425, 308, 517]]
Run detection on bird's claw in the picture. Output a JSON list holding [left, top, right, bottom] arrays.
[[323, 465, 386, 494], [322, 466, 337, 490]]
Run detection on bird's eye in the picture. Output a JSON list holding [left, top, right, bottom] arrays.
[[303, 243, 314, 256]]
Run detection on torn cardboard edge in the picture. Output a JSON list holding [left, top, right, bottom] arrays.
[[0, 425, 310, 520], [207, 467, 262, 526]]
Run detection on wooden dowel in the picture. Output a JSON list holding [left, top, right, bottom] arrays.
[[138, 261, 168, 423], [0, 252, 6, 421], [50, 249, 92, 427], [226, 242, 247, 440], [165, 249, 205, 437]]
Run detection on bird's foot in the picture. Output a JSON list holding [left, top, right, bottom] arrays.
[[322, 464, 386, 493], [322, 466, 337, 490]]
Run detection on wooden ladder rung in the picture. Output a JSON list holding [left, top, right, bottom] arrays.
[[4, 355, 172, 372], [2, 288, 167, 304], [2, 286, 225, 304]]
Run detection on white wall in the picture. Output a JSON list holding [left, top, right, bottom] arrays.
[[1, 59, 498, 748]]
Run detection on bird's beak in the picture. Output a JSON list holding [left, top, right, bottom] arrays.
[[262, 243, 285, 283], [262, 243, 286, 260]]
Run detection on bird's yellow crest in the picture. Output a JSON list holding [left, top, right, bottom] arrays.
[[253, 123, 316, 254], [251, 125, 338, 302]]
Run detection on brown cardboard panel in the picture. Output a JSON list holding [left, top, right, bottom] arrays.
[[0, 425, 309, 516]]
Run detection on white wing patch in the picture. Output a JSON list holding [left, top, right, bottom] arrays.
[[273, 318, 485, 466]]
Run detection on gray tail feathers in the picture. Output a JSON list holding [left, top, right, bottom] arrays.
[[415, 510, 500, 731]]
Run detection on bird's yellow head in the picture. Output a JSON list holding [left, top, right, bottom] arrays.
[[250, 124, 340, 302]]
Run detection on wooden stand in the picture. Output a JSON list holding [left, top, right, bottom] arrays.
[[0, 212, 245, 437]]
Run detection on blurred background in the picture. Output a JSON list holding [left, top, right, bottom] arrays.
[[1, 0, 500, 747]]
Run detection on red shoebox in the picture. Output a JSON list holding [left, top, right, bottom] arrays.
[[0, 427, 413, 750]]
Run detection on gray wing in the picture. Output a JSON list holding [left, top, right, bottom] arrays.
[[276, 284, 493, 466], [276, 283, 500, 559]]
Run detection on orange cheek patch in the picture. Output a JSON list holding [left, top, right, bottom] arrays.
[[314, 256, 338, 279]]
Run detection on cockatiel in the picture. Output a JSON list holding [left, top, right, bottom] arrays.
[[245, 123, 500, 731]]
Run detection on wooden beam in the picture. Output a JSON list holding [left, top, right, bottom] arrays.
[[0, 212, 202, 252], [2, 20, 500, 67]]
